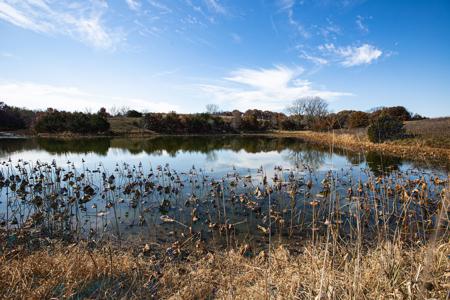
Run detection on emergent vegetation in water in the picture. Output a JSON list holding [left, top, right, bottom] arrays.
[[1, 157, 447, 245], [0, 155, 448, 298]]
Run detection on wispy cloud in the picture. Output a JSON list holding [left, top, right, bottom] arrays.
[[356, 15, 369, 33], [319, 43, 382, 67], [0, 52, 18, 59], [278, 0, 310, 39], [0, 1, 124, 50], [278, 0, 295, 11], [300, 51, 328, 65], [198, 66, 351, 111], [204, 0, 227, 15], [148, 1, 172, 14], [287, 11, 310, 38], [316, 18, 341, 39], [125, 0, 141, 11], [0, 81, 178, 112]]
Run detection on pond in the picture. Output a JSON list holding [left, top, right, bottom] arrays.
[[0, 135, 438, 174], [0, 136, 447, 249]]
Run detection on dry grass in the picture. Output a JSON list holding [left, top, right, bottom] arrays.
[[108, 117, 155, 136], [1, 239, 448, 299], [163, 241, 450, 299], [404, 117, 450, 149], [274, 129, 450, 164], [0, 242, 155, 299], [270, 118, 450, 164]]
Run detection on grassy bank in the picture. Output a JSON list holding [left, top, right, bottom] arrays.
[[1, 238, 448, 299], [273, 128, 450, 164], [403, 117, 450, 149], [108, 117, 156, 137]]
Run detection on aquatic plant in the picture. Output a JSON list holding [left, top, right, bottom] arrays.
[[0, 157, 447, 248]]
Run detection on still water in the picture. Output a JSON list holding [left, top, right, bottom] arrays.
[[0, 136, 447, 248], [0, 135, 436, 175]]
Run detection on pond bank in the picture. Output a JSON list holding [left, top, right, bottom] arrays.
[[270, 130, 450, 164], [1, 237, 448, 299]]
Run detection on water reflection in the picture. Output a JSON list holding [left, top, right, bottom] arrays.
[[0, 136, 445, 174], [366, 151, 402, 176]]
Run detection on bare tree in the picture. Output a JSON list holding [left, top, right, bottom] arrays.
[[286, 96, 329, 129], [231, 109, 242, 130], [109, 106, 119, 117], [206, 104, 220, 114], [119, 106, 130, 116], [286, 98, 307, 117]]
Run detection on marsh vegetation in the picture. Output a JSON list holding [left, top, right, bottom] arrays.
[[0, 136, 448, 298]]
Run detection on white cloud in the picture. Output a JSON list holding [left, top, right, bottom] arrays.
[[287, 8, 310, 38], [0, 2, 53, 33], [204, 0, 227, 15], [125, 0, 141, 11], [225, 65, 303, 91], [198, 66, 351, 111], [148, 1, 172, 14], [316, 18, 341, 39], [320, 43, 382, 67], [300, 51, 328, 65], [0, 52, 17, 59], [0, 81, 178, 112], [0, 1, 123, 50], [277, 0, 310, 38], [356, 15, 369, 33], [278, 0, 295, 11]]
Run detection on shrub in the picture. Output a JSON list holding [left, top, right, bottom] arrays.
[[34, 109, 110, 134], [347, 111, 369, 128], [329, 110, 353, 129], [411, 113, 427, 120], [0, 102, 35, 130], [367, 114, 405, 143], [370, 106, 411, 122], [143, 112, 234, 134], [126, 110, 143, 118], [280, 117, 298, 130]]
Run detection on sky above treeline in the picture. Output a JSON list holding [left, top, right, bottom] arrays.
[[0, 0, 449, 117]]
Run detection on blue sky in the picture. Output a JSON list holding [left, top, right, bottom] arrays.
[[0, 0, 449, 116]]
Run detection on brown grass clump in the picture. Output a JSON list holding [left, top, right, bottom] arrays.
[[108, 117, 155, 136], [274, 129, 450, 163], [0, 243, 155, 299], [1, 239, 448, 299], [161, 241, 449, 299]]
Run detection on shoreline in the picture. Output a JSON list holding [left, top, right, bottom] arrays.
[[3, 130, 449, 164], [265, 130, 450, 164]]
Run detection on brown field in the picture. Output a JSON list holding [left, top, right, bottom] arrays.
[[404, 117, 450, 149], [1, 238, 448, 299], [108, 117, 155, 136], [271, 118, 450, 165]]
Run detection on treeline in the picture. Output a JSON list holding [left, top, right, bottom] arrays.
[[0, 102, 35, 130], [34, 108, 110, 134], [0, 100, 426, 142], [143, 112, 233, 134], [142, 110, 287, 134]]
